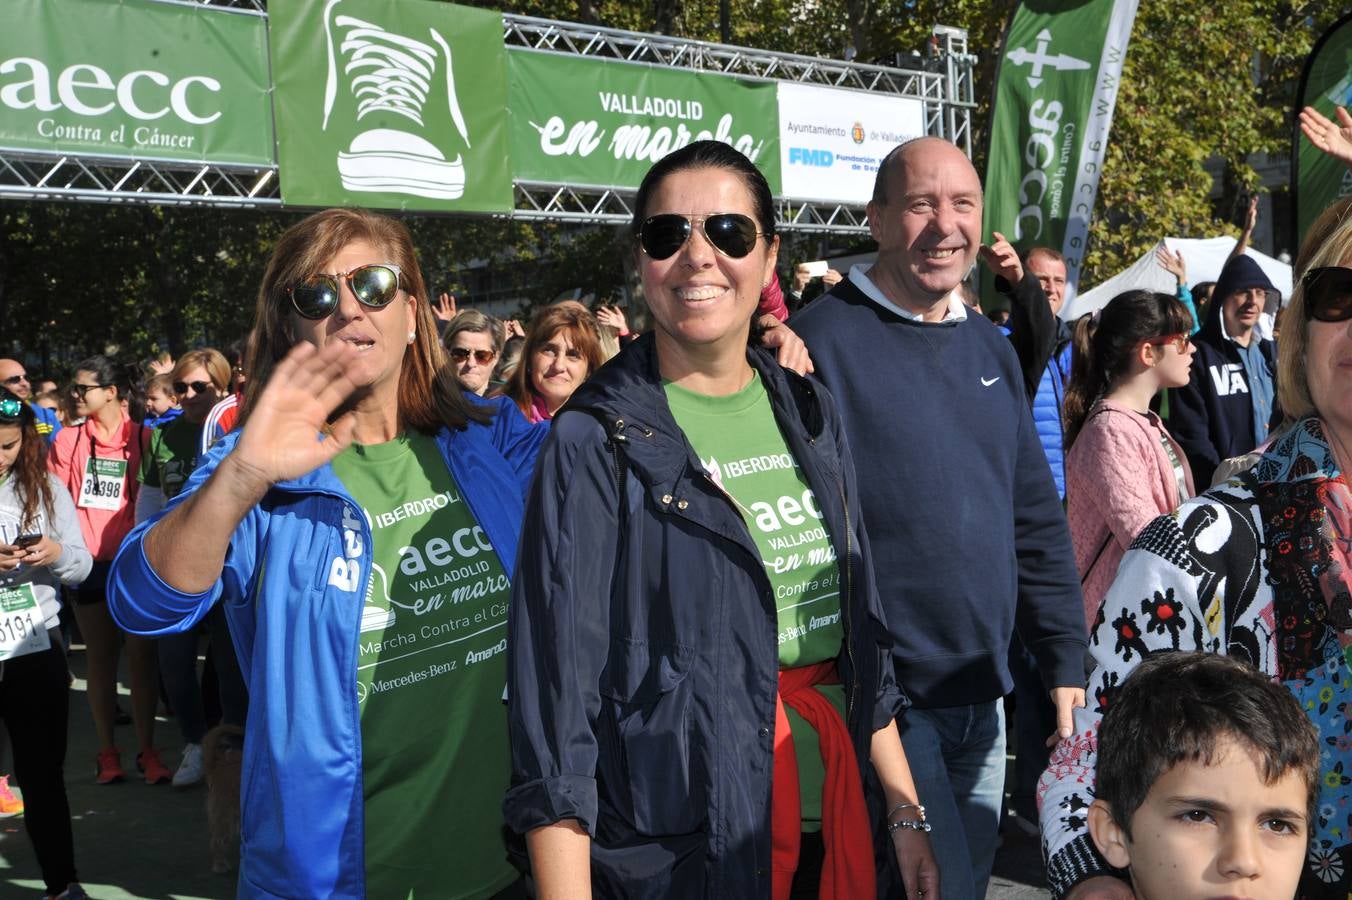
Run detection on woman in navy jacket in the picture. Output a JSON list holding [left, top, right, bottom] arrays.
[[504, 141, 937, 899], [109, 208, 545, 897]]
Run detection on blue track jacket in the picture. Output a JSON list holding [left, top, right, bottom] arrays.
[[108, 396, 545, 899]]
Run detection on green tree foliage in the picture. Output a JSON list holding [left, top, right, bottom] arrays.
[[1, 0, 1342, 372]]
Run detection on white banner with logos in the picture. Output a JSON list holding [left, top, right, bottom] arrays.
[[776, 83, 925, 204]]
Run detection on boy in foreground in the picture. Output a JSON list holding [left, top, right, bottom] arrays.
[[1084, 652, 1319, 900]]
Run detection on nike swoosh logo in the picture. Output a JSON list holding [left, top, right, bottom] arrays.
[[981, 376, 1000, 386]]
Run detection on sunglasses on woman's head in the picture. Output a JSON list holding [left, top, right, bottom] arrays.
[[639, 213, 766, 261], [1300, 267, 1352, 322], [449, 347, 496, 365], [173, 380, 213, 396], [0, 397, 23, 422], [286, 263, 404, 321]]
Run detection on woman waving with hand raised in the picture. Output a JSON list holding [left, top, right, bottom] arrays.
[[109, 208, 544, 897]]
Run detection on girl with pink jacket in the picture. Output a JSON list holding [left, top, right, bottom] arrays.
[[1063, 291, 1197, 628]]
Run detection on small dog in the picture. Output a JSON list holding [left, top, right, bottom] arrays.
[[203, 724, 245, 874]]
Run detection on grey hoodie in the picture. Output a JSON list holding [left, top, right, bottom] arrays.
[[0, 473, 91, 628]]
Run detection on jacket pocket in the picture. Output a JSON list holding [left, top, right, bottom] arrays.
[[598, 637, 704, 837]]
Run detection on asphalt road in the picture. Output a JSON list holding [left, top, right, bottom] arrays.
[[0, 647, 1051, 898]]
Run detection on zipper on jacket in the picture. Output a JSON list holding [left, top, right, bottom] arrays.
[[608, 418, 630, 487], [835, 475, 859, 720], [278, 483, 373, 892]]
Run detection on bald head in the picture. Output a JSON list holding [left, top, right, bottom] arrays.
[[872, 137, 982, 207], [0, 360, 29, 399], [865, 138, 984, 313]]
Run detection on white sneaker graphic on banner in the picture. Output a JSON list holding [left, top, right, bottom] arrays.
[[323, 0, 472, 199]]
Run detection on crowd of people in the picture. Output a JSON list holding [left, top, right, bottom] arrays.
[[0, 105, 1348, 900]]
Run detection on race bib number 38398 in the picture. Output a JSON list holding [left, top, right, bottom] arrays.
[[0, 584, 50, 661], [78, 457, 127, 511]]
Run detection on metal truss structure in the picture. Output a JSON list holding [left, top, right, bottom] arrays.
[[504, 17, 975, 233], [0, 2, 976, 234], [0, 151, 281, 208]]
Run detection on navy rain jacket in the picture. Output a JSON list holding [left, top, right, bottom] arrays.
[[503, 334, 907, 898], [1169, 255, 1278, 488]]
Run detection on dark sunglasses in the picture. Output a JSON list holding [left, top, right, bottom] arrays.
[[639, 213, 766, 261], [1300, 267, 1352, 322], [286, 263, 404, 320], [173, 380, 213, 396], [449, 347, 496, 365], [70, 383, 111, 399], [0, 397, 23, 422], [1, 374, 27, 386]]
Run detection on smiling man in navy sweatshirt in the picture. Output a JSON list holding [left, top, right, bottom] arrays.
[[791, 137, 1087, 898]]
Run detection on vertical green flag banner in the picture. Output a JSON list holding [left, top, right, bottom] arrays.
[[1293, 13, 1352, 243], [983, 0, 1139, 306], [0, 0, 273, 165], [508, 52, 781, 192], [269, 0, 512, 213]]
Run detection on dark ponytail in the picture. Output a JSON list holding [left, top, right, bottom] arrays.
[[1062, 290, 1193, 450]]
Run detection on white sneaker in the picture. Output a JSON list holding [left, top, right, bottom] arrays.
[[172, 742, 204, 789]]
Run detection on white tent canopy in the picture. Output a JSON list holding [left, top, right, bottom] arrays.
[[1061, 237, 1293, 322]]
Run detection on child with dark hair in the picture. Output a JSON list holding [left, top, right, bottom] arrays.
[[1087, 651, 1319, 900], [1062, 290, 1197, 627]]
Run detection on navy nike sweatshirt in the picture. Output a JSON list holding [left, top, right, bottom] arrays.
[[791, 277, 1087, 708]]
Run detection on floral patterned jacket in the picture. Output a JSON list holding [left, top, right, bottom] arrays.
[[1039, 416, 1352, 897]]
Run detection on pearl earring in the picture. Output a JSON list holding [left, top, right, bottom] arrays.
[[407, 330, 416, 344]]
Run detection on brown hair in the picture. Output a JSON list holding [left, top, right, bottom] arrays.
[[0, 389, 53, 531], [241, 208, 489, 433], [171, 349, 231, 395], [1063, 291, 1194, 449], [144, 374, 175, 399], [1278, 197, 1352, 423], [507, 302, 604, 417]]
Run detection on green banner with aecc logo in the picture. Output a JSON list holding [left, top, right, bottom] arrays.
[[1294, 14, 1352, 243], [0, 0, 274, 166]]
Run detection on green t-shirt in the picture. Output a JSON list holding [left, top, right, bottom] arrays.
[[664, 372, 844, 829], [137, 417, 203, 500], [330, 431, 515, 899]]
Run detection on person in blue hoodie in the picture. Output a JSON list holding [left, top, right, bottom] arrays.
[[108, 208, 546, 899], [1168, 254, 1279, 488], [0, 360, 61, 443]]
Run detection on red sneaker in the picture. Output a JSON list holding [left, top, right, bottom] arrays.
[[95, 749, 125, 785], [137, 748, 171, 785]]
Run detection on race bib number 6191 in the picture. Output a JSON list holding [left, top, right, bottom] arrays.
[[0, 584, 49, 661]]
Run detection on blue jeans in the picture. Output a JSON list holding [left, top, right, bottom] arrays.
[[158, 604, 248, 744], [896, 700, 1005, 900], [1007, 636, 1056, 821]]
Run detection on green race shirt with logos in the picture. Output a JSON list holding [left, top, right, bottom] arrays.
[[664, 373, 844, 829], [330, 431, 514, 898]]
